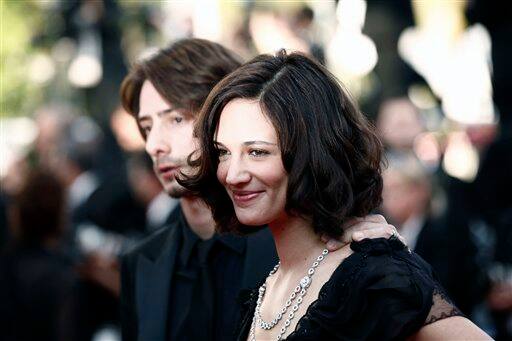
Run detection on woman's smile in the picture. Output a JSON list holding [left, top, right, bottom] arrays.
[[231, 190, 265, 207]]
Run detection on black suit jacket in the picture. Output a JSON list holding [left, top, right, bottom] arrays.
[[120, 208, 277, 341]]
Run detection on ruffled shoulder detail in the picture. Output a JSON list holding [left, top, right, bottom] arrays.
[[349, 235, 408, 254], [236, 237, 463, 341], [286, 237, 432, 340]]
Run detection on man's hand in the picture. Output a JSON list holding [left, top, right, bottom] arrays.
[[321, 214, 407, 252], [76, 252, 121, 297]]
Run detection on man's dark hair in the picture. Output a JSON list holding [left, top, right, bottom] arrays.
[[14, 168, 65, 244], [120, 38, 242, 138], [181, 50, 383, 238]]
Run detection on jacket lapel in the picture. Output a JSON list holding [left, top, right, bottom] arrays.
[[136, 226, 180, 340], [241, 228, 278, 289]]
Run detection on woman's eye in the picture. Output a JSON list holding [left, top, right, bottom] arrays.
[[217, 148, 229, 159], [174, 116, 183, 123], [249, 149, 269, 157]]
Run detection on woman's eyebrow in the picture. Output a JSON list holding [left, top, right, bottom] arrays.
[[243, 140, 277, 146], [213, 140, 277, 147]]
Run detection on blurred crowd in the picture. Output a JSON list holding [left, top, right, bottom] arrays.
[[1, 0, 512, 340]]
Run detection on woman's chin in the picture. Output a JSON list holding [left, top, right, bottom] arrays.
[[236, 213, 270, 227]]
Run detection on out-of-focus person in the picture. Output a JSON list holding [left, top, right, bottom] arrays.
[[54, 115, 103, 231], [472, 130, 512, 339], [291, 5, 325, 64], [57, 116, 143, 341], [0, 168, 76, 341], [382, 154, 432, 250], [382, 154, 488, 315], [32, 103, 75, 169], [71, 152, 179, 316], [377, 97, 424, 153], [29, 108, 135, 341], [60, 119, 182, 341], [467, 1, 512, 337]]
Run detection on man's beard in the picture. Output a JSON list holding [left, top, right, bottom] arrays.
[[155, 154, 191, 198], [165, 181, 189, 198]]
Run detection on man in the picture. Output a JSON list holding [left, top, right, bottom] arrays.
[[120, 38, 398, 341]]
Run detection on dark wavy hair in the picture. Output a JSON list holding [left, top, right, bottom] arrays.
[[180, 50, 383, 238]]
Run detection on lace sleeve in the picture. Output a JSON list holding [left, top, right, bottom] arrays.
[[424, 283, 464, 325]]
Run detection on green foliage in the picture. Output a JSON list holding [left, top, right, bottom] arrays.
[[0, 0, 43, 117]]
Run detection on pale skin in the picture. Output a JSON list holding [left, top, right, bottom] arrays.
[[76, 81, 404, 298], [138, 80, 400, 244], [214, 98, 491, 340]]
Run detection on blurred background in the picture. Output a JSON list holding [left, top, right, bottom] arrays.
[[0, 0, 511, 340]]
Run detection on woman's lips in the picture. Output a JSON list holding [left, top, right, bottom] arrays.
[[232, 190, 264, 206]]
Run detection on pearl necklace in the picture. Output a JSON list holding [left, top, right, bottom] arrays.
[[249, 248, 329, 341]]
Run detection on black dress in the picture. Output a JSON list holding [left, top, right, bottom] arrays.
[[236, 237, 463, 340]]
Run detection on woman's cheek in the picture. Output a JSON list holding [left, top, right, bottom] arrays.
[[216, 162, 228, 185]]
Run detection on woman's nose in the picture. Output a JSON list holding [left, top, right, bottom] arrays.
[[225, 157, 251, 185]]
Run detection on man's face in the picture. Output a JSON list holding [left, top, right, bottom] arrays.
[[382, 169, 428, 226], [137, 80, 196, 197]]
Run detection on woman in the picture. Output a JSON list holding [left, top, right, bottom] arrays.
[[181, 51, 490, 340]]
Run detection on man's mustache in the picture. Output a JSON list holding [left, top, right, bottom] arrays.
[[155, 155, 187, 168]]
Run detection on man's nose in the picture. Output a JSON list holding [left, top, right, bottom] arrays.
[[145, 126, 170, 158], [225, 156, 251, 185]]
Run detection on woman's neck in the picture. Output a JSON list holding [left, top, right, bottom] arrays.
[[268, 214, 324, 272]]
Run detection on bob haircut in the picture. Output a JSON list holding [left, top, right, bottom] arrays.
[[181, 50, 383, 238]]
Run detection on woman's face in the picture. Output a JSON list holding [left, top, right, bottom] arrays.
[[215, 98, 288, 226]]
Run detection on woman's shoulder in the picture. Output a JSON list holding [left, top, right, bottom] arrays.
[[323, 237, 435, 294], [350, 236, 436, 281], [289, 237, 440, 340]]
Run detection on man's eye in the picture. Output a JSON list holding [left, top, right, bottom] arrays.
[[162, 111, 183, 124], [141, 126, 151, 135], [249, 149, 269, 157]]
